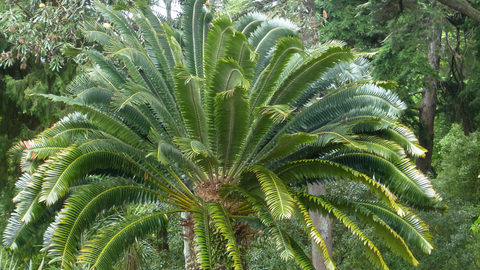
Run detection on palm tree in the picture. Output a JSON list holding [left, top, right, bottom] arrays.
[[3, 0, 444, 269]]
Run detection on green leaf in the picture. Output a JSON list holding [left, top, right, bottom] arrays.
[[258, 132, 317, 164], [78, 212, 169, 269], [182, 0, 212, 77], [250, 165, 294, 220], [207, 202, 243, 269], [249, 37, 304, 113], [45, 180, 162, 269], [193, 205, 213, 269], [174, 64, 209, 145], [214, 86, 250, 178]]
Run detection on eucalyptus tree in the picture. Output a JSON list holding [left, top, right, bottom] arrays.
[[3, 0, 443, 269]]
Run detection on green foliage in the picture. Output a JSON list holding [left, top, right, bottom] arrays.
[[434, 124, 480, 202], [3, 1, 442, 269]]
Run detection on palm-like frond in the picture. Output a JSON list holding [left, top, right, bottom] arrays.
[[193, 205, 213, 269], [297, 193, 389, 270], [182, 0, 212, 78], [250, 166, 295, 220], [207, 202, 242, 269], [45, 179, 163, 269], [78, 212, 169, 269]]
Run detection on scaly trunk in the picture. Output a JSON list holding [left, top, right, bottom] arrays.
[[416, 23, 441, 174], [308, 183, 333, 270]]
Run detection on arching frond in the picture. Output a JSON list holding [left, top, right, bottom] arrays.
[[45, 179, 163, 269], [250, 166, 294, 220], [182, 0, 212, 77], [249, 37, 304, 113], [207, 202, 242, 269], [78, 212, 169, 270], [297, 193, 389, 270], [215, 86, 250, 177], [193, 205, 213, 269], [235, 12, 268, 37]]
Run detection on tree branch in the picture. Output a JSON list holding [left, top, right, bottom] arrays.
[[437, 0, 480, 23]]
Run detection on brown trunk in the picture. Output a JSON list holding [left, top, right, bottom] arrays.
[[308, 183, 333, 270], [416, 25, 441, 173]]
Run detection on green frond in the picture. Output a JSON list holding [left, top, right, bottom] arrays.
[[205, 58, 250, 154], [107, 43, 177, 115], [328, 152, 439, 207], [137, 6, 177, 72], [275, 159, 400, 212], [173, 137, 218, 174], [285, 232, 316, 270], [17, 136, 71, 166], [78, 212, 169, 269], [39, 140, 152, 206], [207, 202, 243, 269], [235, 12, 268, 37], [155, 140, 207, 183], [182, 0, 212, 77], [248, 18, 299, 78], [12, 168, 46, 223], [297, 193, 389, 270], [282, 84, 404, 135], [134, 9, 175, 83], [350, 200, 434, 254], [355, 135, 406, 162], [204, 17, 236, 93], [85, 50, 126, 92], [258, 132, 317, 165], [225, 33, 257, 80], [318, 197, 420, 265], [3, 212, 38, 250], [214, 86, 250, 178], [193, 205, 213, 269], [81, 21, 114, 46], [226, 185, 294, 260], [311, 124, 363, 149], [93, 1, 140, 48], [174, 64, 209, 146], [376, 124, 426, 157], [268, 46, 354, 106], [45, 180, 163, 269], [250, 165, 294, 220], [295, 199, 336, 270], [293, 57, 372, 108], [249, 37, 304, 113]]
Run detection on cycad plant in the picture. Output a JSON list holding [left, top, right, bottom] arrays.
[[3, 0, 443, 269]]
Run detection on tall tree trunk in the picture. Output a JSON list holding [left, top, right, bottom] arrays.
[[164, 0, 172, 22], [308, 183, 333, 270], [416, 24, 441, 173], [300, 0, 334, 269]]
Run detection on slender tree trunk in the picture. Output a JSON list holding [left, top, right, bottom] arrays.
[[164, 0, 172, 22], [308, 183, 333, 270], [416, 24, 442, 173]]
